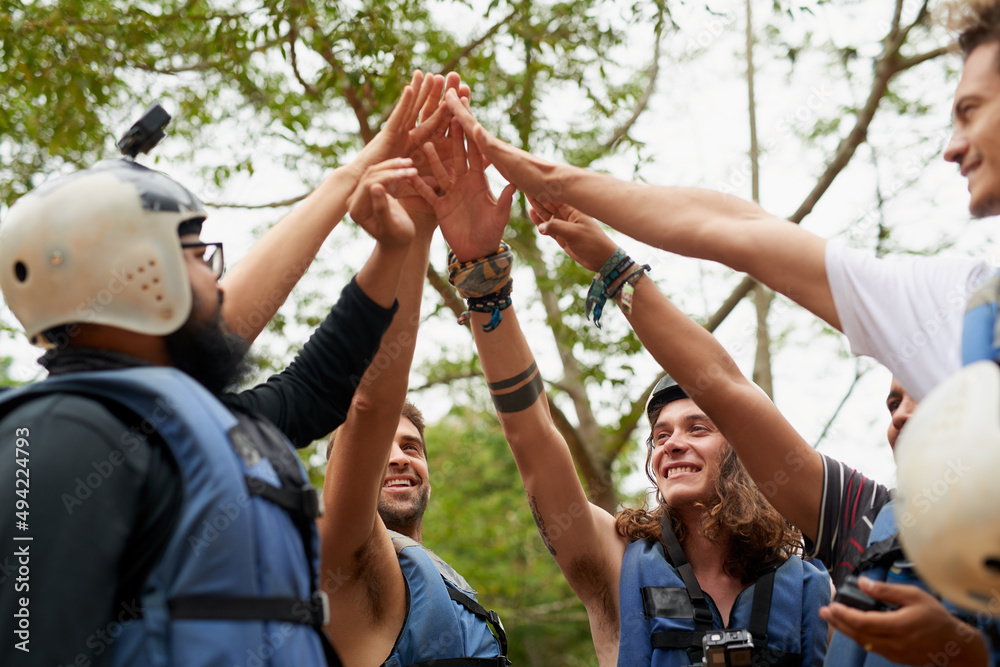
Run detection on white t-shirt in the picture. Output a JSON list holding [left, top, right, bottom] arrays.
[[825, 243, 995, 401]]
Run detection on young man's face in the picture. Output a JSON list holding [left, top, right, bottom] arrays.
[[378, 415, 431, 532], [649, 398, 727, 509], [945, 41, 1000, 218]]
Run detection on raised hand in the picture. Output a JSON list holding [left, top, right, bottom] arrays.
[[348, 158, 419, 248], [528, 197, 617, 272], [357, 71, 446, 168], [410, 120, 517, 262], [444, 90, 562, 201], [392, 73, 474, 229]]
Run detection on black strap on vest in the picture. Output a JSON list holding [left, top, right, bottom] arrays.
[[447, 587, 510, 661], [402, 588, 511, 667], [649, 515, 801, 667], [855, 533, 904, 574], [652, 514, 714, 664], [245, 475, 323, 519], [169, 592, 327, 625], [406, 659, 509, 667], [169, 592, 342, 667]]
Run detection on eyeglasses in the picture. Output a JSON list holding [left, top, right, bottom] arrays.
[[181, 242, 225, 279]]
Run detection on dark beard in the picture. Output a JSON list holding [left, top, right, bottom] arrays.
[[378, 485, 430, 536], [164, 301, 252, 395]]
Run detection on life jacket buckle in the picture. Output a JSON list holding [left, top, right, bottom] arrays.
[[312, 590, 330, 627], [303, 486, 323, 518]]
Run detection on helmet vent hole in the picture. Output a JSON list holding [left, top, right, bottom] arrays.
[[984, 558, 1000, 575], [14, 262, 27, 283]]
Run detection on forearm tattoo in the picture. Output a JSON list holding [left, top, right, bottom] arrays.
[[489, 362, 544, 413], [528, 493, 557, 556]]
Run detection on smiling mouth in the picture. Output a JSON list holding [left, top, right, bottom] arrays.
[[666, 466, 699, 478], [383, 479, 416, 489]]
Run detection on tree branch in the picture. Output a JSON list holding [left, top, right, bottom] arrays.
[[410, 370, 481, 392], [427, 263, 468, 323], [440, 9, 518, 74], [597, 4, 665, 156], [288, 23, 318, 96], [305, 17, 375, 142], [813, 359, 872, 449], [704, 8, 950, 331], [546, 395, 616, 511], [205, 193, 309, 209]]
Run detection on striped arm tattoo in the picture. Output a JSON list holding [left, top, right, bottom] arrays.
[[488, 362, 544, 413]]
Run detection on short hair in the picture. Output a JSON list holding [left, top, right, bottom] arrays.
[[946, 0, 1000, 60], [401, 401, 426, 447], [325, 400, 426, 460]]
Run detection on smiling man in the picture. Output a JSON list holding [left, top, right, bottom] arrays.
[[317, 81, 509, 666], [0, 148, 416, 666]]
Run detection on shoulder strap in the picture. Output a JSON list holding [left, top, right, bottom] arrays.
[[650, 513, 715, 663], [651, 517, 799, 667], [856, 534, 904, 573]]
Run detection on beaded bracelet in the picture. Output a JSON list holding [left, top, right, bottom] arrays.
[[586, 248, 635, 328], [610, 263, 650, 315], [585, 248, 650, 325]]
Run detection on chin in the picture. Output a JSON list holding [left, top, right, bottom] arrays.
[[969, 181, 1000, 218]]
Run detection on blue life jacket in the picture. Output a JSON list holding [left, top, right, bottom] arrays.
[[382, 531, 509, 667], [617, 518, 829, 667], [0, 367, 337, 667], [826, 501, 983, 667], [962, 272, 1000, 365]]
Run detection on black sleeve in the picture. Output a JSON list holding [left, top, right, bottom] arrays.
[[0, 394, 179, 667], [804, 453, 892, 589], [225, 277, 398, 448]]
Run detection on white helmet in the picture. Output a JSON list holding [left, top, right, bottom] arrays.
[[0, 159, 206, 346], [895, 360, 1000, 614]]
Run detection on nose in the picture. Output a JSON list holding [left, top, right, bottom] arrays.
[[944, 128, 968, 166], [387, 441, 409, 468]]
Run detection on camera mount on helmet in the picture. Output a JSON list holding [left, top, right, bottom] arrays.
[[117, 102, 171, 159]]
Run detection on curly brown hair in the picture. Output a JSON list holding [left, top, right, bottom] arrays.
[[944, 0, 1000, 59], [614, 441, 802, 584]]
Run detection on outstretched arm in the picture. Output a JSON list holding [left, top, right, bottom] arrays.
[[444, 91, 838, 330], [320, 166, 431, 561], [220, 71, 449, 341], [412, 128, 627, 648], [317, 160, 432, 661], [530, 200, 825, 540]]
